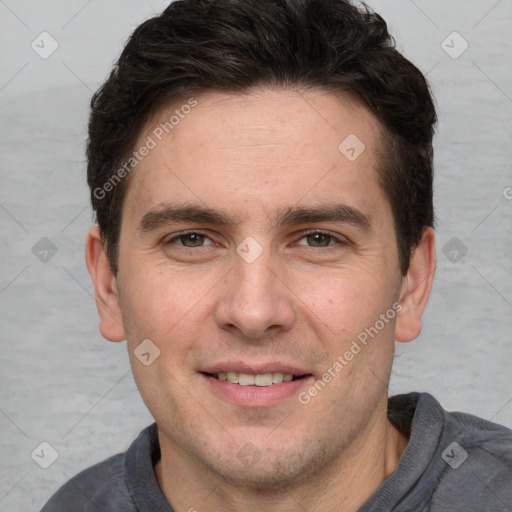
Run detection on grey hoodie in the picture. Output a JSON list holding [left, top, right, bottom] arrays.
[[40, 393, 512, 511]]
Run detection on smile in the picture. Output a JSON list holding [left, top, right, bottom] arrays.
[[202, 372, 312, 407], [206, 371, 304, 386]]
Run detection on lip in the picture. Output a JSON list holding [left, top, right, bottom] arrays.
[[199, 361, 314, 408], [200, 361, 310, 376]]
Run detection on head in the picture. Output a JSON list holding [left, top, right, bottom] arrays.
[[86, 0, 436, 494]]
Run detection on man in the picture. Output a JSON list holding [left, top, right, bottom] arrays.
[[41, 0, 512, 510]]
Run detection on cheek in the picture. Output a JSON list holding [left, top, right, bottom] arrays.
[[117, 262, 227, 387], [293, 268, 400, 378], [118, 256, 212, 336], [295, 265, 390, 323]]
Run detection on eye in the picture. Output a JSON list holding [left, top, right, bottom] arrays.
[[295, 231, 345, 248], [166, 231, 214, 248]]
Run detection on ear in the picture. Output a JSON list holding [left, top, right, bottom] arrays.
[[395, 227, 436, 343], [85, 226, 126, 342]]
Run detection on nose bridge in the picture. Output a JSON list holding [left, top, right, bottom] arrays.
[[235, 251, 275, 302], [215, 244, 295, 338]]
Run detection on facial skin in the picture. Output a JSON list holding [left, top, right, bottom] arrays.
[[86, 88, 436, 512]]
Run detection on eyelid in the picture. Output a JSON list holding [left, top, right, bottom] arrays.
[[163, 228, 348, 248], [165, 229, 215, 246], [294, 229, 348, 246]]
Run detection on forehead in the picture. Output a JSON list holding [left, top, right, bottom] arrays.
[[124, 88, 386, 222]]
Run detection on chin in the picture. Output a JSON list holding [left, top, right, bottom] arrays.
[[199, 439, 336, 493]]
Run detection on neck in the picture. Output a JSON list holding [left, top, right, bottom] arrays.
[[155, 405, 408, 512]]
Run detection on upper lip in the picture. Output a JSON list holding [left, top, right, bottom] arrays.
[[200, 361, 311, 376]]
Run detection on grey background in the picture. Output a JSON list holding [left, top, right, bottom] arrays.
[[0, 0, 511, 510]]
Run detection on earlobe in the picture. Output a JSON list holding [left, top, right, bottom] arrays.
[[395, 227, 436, 343], [85, 226, 126, 342]]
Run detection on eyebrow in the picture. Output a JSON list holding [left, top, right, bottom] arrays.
[[138, 202, 372, 233]]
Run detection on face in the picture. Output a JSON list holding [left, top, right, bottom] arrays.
[[90, 88, 428, 488]]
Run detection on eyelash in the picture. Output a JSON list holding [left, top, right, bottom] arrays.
[[164, 229, 347, 252]]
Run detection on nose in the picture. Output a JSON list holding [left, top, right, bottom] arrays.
[[214, 247, 296, 340]]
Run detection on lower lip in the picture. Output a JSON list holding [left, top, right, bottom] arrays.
[[201, 374, 313, 408]]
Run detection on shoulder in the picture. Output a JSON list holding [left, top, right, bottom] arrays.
[[440, 397, 512, 470], [420, 393, 512, 509], [442, 406, 512, 503], [40, 452, 136, 512], [39, 423, 160, 512]]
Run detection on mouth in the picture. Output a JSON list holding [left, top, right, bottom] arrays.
[[202, 371, 308, 387], [199, 363, 313, 407]]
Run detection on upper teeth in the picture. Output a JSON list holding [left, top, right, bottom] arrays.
[[216, 372, 294, 386]]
